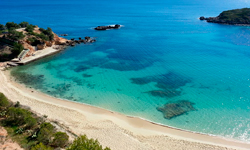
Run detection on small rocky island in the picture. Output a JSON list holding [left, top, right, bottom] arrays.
[[95, 24, 121, 30], [200, 8, 250, 25]]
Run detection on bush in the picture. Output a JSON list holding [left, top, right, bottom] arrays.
[[14, 101, 20, 107], [40, 122, 55, 131], [37, 33, 49, 41], [37, 122, 55, 145], [52, 132, 69, 147], [0, 24, 5, 30], [5, 22, 20, 29], [67, 135, 111, 150], [27, 37, 36, 43], [38, 27, 54, 41], [5, 107, 37, 128], [19, 21, 29, 28], [12, 42, 24, 57], [8, 30, 25, 41], [37, 128, 53, 145], [25, 116, 37, 129], [0, 92, 9, 107], [25, 24, 35, 33], [31, 142, 53, 150]]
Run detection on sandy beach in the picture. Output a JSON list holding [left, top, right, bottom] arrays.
[[0, 70, 249, 150]]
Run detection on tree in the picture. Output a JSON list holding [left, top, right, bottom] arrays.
[[37, 33, 49, 41], [51, 132, 69, 148], [67, 135, 111, 150], [31, 143, 53, 150], [8, 30, 25, 40], [0, 92, 9, 107], [37, 122, 55, 145], [5, 107, 36, 127], [40, 122, 55, 131], [12, 42, 24, 57], [5, 22, 20, 29], [0, 24, 5, 30], [19, 21, 29, 28], [37, 128, 53, 145], [25, 24, 35, 33], [38, 27, 54, 41], [24, 116, 37, 129]]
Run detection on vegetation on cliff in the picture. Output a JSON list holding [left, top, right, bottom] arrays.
[[0, 92, 111, 150], [200, 8, 250, 25], [0, 21, 59, 62]]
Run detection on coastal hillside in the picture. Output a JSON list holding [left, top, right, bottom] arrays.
[[200, 8, 250, 25], [0, 22, 67, 62], [0, 92, 111, 150]]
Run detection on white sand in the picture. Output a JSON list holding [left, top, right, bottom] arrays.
[[0, 70, 249, 150]]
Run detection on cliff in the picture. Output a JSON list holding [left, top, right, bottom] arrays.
[[200, 8, 250, 25], [17, 27, 68, 58]]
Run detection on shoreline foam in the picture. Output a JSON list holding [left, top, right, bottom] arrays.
[[0, 70, 249, 150]]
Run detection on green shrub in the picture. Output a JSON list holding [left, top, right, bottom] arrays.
[[14, 101, 20, 107], [19, 21, 29, 28], [5, 107, 37, 128], [5, 22, 20, 29], [37, 33, 49, 41], [67, 135, 111, 150], [25, 24, 35, 33], [8, 30, 25, 41], [40, 122, 55, 131], [38, 27, 54, 41], [52, 132, 69, 147], [37, 122, 55, 145], [0, 24, 5, 30], [27, 37, 36, 43], [25, 116, 37, 129], [31, 142, 53, 150], [37, 128, 53, 145], [12, 42, 24, 57], [0, 92, 9, 107]]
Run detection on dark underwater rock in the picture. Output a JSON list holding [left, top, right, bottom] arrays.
[[82, 74, 93, 78], [131, 72, 190, 98], [74, 65, 90, 72], [145, 90, 181, 98], [157, 100, 196, 119]]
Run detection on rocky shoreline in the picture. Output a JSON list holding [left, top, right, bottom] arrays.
[[64, 36, 96, 47]]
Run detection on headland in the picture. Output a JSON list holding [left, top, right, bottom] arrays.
[[200, 8, 250, 25]]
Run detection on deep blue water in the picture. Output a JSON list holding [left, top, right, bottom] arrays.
[[2, 0, 250, 142]]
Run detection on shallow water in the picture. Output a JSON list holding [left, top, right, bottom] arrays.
[[3, 0, 250, 142]]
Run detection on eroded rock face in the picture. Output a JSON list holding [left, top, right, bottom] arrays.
[[0, 127, 23, 150], [45, 41, 54, 47], [157, 100, 196, 119], [37, 43, 46, 50], [54, 33, 68, 45]]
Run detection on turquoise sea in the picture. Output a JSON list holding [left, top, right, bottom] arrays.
[[2, 0, 250, 142]]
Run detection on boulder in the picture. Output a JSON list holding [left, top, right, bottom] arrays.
[[45, 41, 54, 47], [199, 16, 206, 20], [94, 24, 121, 30]]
